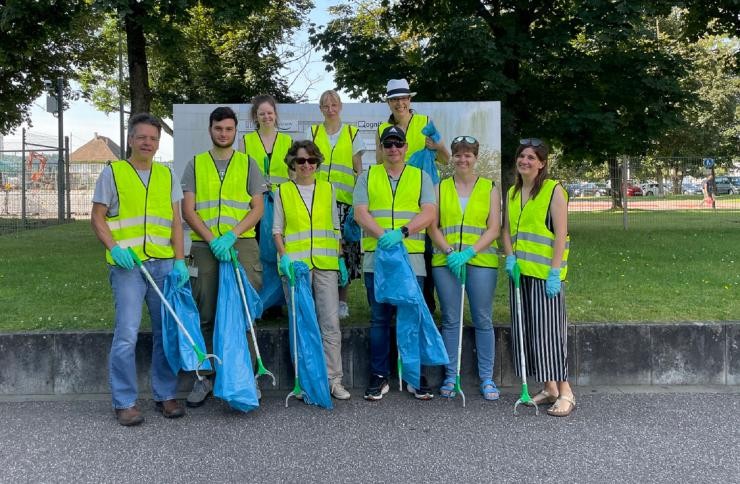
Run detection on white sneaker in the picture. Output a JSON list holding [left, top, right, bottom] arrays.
[[331, 382, 351, 400], [338, 301, 349, 319]]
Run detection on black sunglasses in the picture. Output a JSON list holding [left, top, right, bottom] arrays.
[[452, 136, 478, 144], [519, 138, 544, 147], [382, 140, 406, 149], [294, 157, 319, 165]]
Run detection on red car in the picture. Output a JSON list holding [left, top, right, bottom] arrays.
[[626, 185, 643, 196]]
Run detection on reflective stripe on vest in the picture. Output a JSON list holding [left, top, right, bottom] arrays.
[[191, 151, 254, 241], [280, 179, 339, 270], [312, 123, 358, 205], [431, 177, 499, 268], [243, 131, 292, 189], [105, 160, 174, 264], [507, 179, 570, 280], [378, 113, 429, 160], [363, 164, 424, 253]]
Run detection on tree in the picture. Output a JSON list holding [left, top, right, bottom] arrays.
[[311, 1, 730, 204], [0, 0, 105, 134]]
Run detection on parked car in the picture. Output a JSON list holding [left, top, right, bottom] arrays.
[[682, 182, 702, 195], [728, 176, 740, 192], [640, 182, 671, 196], [712, 176, 736, 195], [626, 184, 643, 196]]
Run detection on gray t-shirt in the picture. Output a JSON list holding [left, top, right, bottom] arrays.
[[273, 183, 340, 234], [180, 152, 267, 195], [353, 166, 436, 276], [92, 164, 183, 217]]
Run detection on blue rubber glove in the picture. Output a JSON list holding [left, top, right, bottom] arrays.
[[110, 245, 134, 270], [378, 228, 404, 249], [505, 255, 518, 278], [446, 251, 464, 277], [546, 268, 561, 298], [279, 254, 295, 286], [338, 257, 349, 287], [173, 259, 189, 288], [209, 231, 237, 262]]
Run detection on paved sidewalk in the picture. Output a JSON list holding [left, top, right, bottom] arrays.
[[2, 388, 738, 482]]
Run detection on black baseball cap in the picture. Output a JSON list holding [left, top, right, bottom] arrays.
[[379, 126, 406, 143]]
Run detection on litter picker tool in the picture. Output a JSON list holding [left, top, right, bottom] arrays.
[[512, 263, 538, 416], [230, 248, 276, 387], [128, 248, 221, 380], [285, 266, 302, 407], [450, 265, 466, 407]]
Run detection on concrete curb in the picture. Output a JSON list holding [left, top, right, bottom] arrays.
[[1, 322, 739, 396]]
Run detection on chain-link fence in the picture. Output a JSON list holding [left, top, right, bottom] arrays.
[[550, 156, 740, 228]]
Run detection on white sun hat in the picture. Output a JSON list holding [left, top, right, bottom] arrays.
[[384, 79, 417, 100]]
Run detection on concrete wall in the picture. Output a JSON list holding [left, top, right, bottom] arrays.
[[1, 323, 739, 396]]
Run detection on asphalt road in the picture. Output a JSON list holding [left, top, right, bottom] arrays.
[[2, 388, 739, 483]]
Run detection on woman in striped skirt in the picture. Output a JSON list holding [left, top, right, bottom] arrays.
[[501, 138, 575, 417]]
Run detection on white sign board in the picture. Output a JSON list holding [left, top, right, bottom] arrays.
[[173, 101, 501, 182]]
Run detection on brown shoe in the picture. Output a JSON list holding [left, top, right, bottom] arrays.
[[115, 406, 144, 426], [156, 399, 186, 418]]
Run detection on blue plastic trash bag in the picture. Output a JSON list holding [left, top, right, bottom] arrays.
[[259, 192, 286, 310], [161, 272, 212, 375], [213, 261, 260, 412], [288, 262, 333, 409], [407, 121, 441, 185], [342, 206, 361, 243], [374, 244, 448, 389]]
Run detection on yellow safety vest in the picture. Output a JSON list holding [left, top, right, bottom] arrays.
[[312, 123, 359, 205], [363, 164, 425, 254], [507, 179, 570, 280], [431, 177, 499, 268], [105, 160, 174, 264], [191, 151, 254, 241], [378, 113, 429, 161], [280, 180, 339, 271], [243, 131, 292, 189]]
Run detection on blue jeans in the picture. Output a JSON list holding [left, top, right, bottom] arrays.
[[364, 272, 425, 378], [432, 265, 497, 383], [108, 259, 178, 409]]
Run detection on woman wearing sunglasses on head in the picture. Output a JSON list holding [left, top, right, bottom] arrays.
[[428, 136, 502, 401], [308, 90, 365, 320], [272, 140, 350, 400], [502, 138, 574, 417]]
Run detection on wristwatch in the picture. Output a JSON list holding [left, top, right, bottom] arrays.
[[445, 247, 454, 255], [401, 226, 409, 238]]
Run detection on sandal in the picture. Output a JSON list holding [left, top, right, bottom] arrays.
[[480, 380, 500, 401], [439, 378, 456, 398], [532, 390, 559, 405], [547, 395, 576, 417]]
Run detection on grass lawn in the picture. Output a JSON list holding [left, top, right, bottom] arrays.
[[0, 211, 738, 332]]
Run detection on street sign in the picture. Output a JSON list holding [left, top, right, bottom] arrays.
[[703, 158, 715, 169]]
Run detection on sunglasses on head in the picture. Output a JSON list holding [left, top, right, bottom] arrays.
[[452, 135, 478, 144], [294, 157, 319, 165], [382, 140, 406, 149], [519, 138, 544, 147]]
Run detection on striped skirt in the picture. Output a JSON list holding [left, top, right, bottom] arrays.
[[509, 275, 569, 382]]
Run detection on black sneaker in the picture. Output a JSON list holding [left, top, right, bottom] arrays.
[[364, 374, 390, 401], [406, 375, 433, 400]]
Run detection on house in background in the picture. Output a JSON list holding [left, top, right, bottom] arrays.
[[69, 133, 121, 189]]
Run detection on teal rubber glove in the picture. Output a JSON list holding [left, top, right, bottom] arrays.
[[505, 255, 518, 278], [546, 268, 561, 298], [338, 257, 349, 287], [446, 251, 464, 278], [279, 254, 295, 286], [210, 231, 237, 262], [173, 259, 189, 288], [110, 245, 135, 270], [378, 228, 404, 249]]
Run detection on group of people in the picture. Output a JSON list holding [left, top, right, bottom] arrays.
[[92, 78, 575, 427]]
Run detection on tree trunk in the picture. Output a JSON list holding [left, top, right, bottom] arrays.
[[608, 157, 623, 209], [123, 1, 151, 115]]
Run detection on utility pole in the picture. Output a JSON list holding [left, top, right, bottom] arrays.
[[118, 27, 126, 159], [56, 77, 65, 221]]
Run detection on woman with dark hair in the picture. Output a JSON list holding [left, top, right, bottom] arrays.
[[243, 94, 293, 190], [502, 138, 575, 417], [272, 140, 350, 400], [428, 136, 502, 401]]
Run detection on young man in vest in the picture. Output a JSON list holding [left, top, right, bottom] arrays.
[[181, 106, 267, 407], [91, 113, 189, 426], [353, 126, 437, 401]]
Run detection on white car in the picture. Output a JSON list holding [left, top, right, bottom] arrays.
[[640, 182, 671, 196]]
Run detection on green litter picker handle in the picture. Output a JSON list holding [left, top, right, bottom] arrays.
[[127, 248, 221, 378]]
